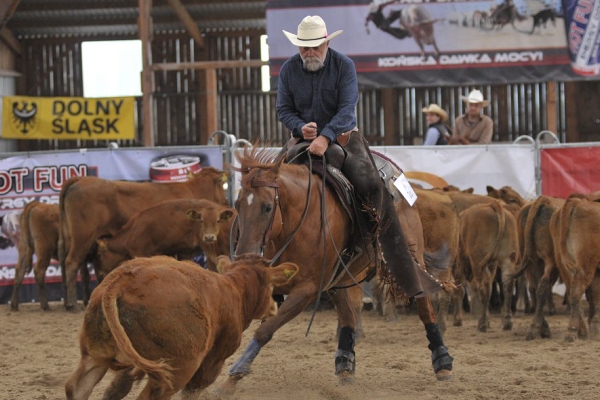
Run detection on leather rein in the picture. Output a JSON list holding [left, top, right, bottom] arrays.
[[232, 150, 314, 266]]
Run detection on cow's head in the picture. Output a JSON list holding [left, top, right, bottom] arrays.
[[215, 254, 298, 320], [187, 204, 235, 244]]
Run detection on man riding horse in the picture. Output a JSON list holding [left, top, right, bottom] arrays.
[[275, 15, 454, 378]]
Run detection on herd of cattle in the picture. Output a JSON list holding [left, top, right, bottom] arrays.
[[401, 184, 600, 344], [2, 162, 600, 398]]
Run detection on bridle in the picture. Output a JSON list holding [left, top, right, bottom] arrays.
[[232, 149, 314, 266]]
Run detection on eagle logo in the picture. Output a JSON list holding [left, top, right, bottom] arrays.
[[11, 101, 38, 134]]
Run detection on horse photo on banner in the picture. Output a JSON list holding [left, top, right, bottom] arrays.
[[267, 0, 594, 86]]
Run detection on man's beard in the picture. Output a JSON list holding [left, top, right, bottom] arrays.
[[302, 56, 324, 72]]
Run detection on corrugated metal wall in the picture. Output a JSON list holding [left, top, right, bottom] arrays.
[[12, 33, 568, 150]]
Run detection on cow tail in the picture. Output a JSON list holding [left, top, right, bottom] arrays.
[[101, 281, 175, 390], [515, 197, 545, 278], [18, 202, 35, 274], [58, 177, 85, 264], [485, 202, 506, 268], [557, 198, 579, 271]]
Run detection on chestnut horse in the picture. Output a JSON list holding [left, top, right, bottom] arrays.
[[219, 147, 453, 394]]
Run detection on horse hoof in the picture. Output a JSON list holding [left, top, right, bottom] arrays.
[[337, 371, 355, 386], [334, 349, 355, 376], [502, 321, 513, 331], [215, 376, 240, 397], [435, 369, 453, 381], [564, 334, 576, 343], [525, 330, 536, 341]]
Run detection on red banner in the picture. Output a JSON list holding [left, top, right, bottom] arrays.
[[540, 146, 600, 198]]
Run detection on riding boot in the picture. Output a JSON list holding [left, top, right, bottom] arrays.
[[340, 130, 442, 298]]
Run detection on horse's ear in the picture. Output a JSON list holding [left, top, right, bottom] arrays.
[[273, 153, 286, 177]]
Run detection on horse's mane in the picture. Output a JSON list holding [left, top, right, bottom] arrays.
[[234, 144, 308, 190], [234, 145, 282, 190]]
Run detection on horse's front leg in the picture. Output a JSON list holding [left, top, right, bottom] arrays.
[[416, 296, 454, 381], [330, 287, 360, 384], [218, 283, 318, 395]]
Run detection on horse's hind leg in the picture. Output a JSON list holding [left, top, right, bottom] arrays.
[[416, 296, 454, 381], [330, 288, 359, 384], [334, 285, 365, 341]]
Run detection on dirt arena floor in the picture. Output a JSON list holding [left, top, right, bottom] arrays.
[[2, 298, 599, 400]]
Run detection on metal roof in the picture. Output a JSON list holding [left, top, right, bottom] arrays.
[[4, 0, 266, 39]]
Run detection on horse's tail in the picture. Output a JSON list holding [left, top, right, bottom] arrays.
[[101, 276, 175, 389]]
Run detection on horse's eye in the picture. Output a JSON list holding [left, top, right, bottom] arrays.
[[263, 203, 273, 213]]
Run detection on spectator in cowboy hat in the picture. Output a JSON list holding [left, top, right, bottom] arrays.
[[449, 89, 493, 145], [422, 103, 450, 145]]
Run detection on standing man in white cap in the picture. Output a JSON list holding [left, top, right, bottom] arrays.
[[449, 89, 494, 145], [276, 15, 453, 381]]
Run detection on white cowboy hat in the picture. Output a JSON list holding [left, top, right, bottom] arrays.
[[283, 15, 343, 47], [461, 89, 490, 107], [422, 103, 448, 122]]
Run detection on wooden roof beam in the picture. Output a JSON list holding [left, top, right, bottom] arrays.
[[0, 0, 21, 31], [0, 27, 21, 55], [150, 59, 266, 71], [165, 0, 204, 49]]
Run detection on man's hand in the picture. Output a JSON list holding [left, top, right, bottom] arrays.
[[448, 135, 468, 145], [301, 122, 318, 141], [308, 135, 329, 157]]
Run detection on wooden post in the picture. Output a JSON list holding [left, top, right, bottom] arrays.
[[198, 69, 218, 145], [382, 88, 396, 146], [546, 82, 557, 135], [138, 0, 155, 147], [564, 82, 579, 143]]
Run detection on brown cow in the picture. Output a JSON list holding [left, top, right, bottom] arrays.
[[487, 185, 530, 310], [518, 195, 564, 340], [447, 186, 527, 311], [414, 188, 461, 332], [64, 254, 298, 399], [457, 201, 519, 332], [96, 198, 236, 277], [10, 201, 59, 311], [399, 5, 440, 57], [486, 185, 527, 217], [59, 167, 229, 310], [550, 197, 600, 342]]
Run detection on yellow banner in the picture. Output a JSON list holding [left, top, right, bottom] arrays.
[[1, 96, 135, 140]]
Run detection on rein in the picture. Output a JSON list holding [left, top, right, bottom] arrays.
[[234, 148, 314, 266]]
